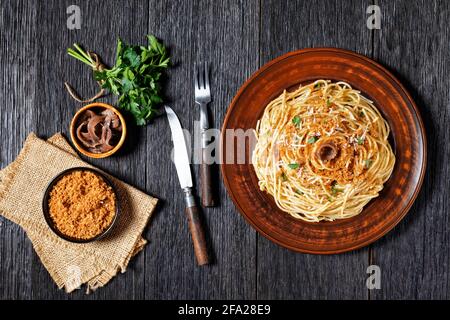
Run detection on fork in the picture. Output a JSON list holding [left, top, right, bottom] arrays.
[[194, 62, 215, 207]]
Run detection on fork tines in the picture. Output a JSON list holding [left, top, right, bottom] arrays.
[[194, 62, 211, 104]]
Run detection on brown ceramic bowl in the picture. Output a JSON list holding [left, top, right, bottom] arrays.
[[70, 102, 127, 158], [42, 167, 120, 243], [221, 48, 427, 254]]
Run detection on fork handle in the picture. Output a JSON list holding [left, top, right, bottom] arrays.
[[201, 148, 215, 207]]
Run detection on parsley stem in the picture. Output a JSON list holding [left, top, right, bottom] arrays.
[[74, 43, 93, 64], [67, 49, 93, 67], [66, 35, 170, 126]]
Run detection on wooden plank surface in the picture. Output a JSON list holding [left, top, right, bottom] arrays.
[[0, 0, 448, 300], [0, 0, 35, 299], [31, 0, 150, 299], [257, 0, 373, 299], [371, 0, 450, 299], [142, 0, 259, 299]]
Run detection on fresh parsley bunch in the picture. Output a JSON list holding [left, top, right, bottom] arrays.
[[67, 35, 170, 125]]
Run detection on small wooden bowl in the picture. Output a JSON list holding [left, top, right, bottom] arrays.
[[70, 103, 127, 158]]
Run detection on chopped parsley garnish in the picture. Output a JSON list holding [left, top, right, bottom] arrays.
[[292, 116, 301, 127], [330, 181, 341, 196], [326, 99, 331, 107], [288, 163, 299, 169], [314, 83, 322, 89], [307, 136, 319, 144], [295, 189, 304, 195], [364, 159, 373, 168], [357, 136, 365, 145]]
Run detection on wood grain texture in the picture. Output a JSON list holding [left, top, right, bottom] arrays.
[[257, 0, 373, 299], [0, 0, 448, 300], [185, 204, 210, 266], [31, 0, 149, 299], [370, 0, 450, 299], [0, 0, 35, 299], [143, 0, 259, 299], [201, 149, 215, 207]]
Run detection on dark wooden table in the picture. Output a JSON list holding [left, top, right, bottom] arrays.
[[0, 0, 448, 300]]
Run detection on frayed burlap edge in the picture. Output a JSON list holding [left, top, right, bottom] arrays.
[[44, 134, 155, 293], [27, 227, 149, 293], [0, 133, 157, 293], [0, 133, 33, 226]]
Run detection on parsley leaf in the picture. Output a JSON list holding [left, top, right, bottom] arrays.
[[123, 48, 140, 68], [307, 136, 319, 144], [292, 116, 301, 127], [365, 159, 373, 168], [288, 163, 299, 169], [330, 181, 341, 196], [357, 136, 365, 145], [68, 35, 170, 126]]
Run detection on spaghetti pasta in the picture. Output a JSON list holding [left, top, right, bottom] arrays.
[[252, 80, 395, 222]]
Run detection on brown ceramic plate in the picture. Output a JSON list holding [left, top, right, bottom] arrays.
[[220, 48, 426, 254]]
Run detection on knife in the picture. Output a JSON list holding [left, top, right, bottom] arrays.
[[165, 105, 209, 266]]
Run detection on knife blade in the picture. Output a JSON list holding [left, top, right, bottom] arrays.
[[165, 106, 193, 189], [165, 105, 209, 266]]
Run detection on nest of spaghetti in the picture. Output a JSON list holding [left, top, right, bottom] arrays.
[[252, 80, 395, 222]]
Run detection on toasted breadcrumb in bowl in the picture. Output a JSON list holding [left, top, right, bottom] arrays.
[[42, 167, 120, 243]]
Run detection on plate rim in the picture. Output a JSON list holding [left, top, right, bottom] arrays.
[[220, 47, 427, 254]]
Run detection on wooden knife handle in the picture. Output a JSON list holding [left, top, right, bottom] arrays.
[[185, 205, 209, 265], [200, 148, 215, 207]]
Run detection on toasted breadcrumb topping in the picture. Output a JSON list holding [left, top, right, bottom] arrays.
[[48, 171, 116, 240]]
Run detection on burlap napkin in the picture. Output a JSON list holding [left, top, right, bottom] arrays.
[[0, 133, 158, 293]]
